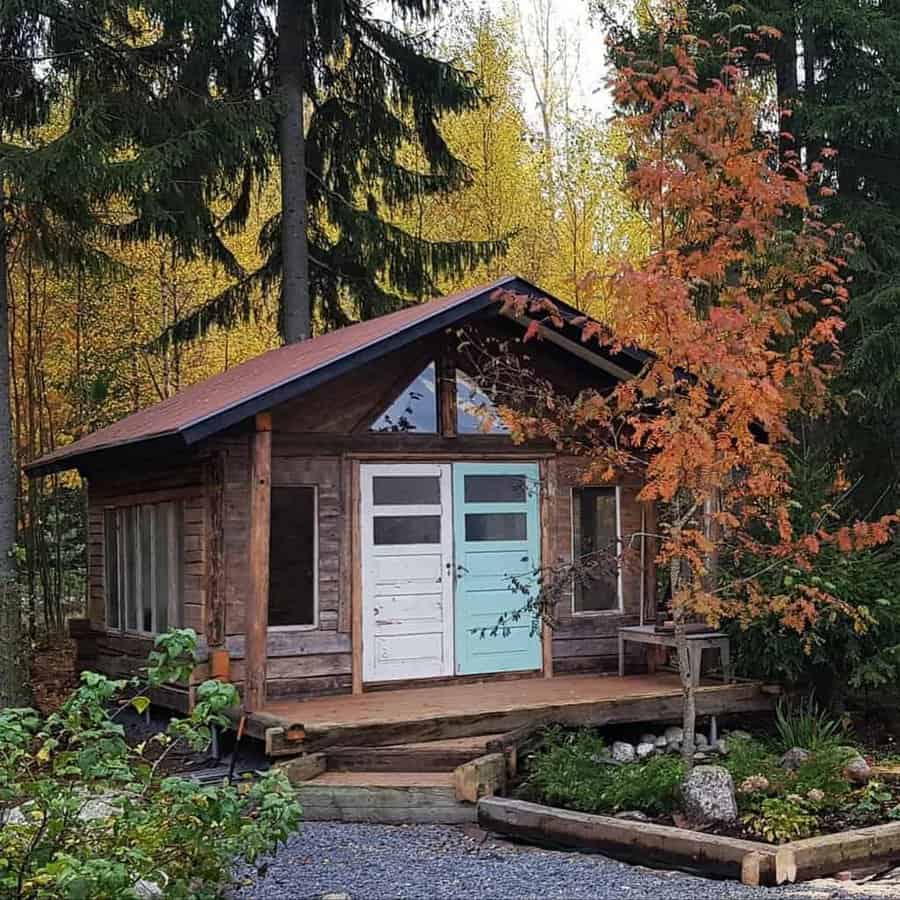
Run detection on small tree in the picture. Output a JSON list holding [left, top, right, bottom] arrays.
[[480, 22, 896, 771]]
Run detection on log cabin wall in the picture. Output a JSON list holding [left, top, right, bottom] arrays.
[[79, 461, 208, 711]]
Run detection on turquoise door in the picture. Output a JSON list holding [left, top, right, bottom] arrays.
[[452, 462, 542, 675]]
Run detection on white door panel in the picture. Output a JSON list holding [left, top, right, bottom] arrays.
[[361, 463, 453, 682]]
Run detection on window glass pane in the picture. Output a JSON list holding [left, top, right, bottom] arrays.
[[154, 504, 171, 633], [456, 370, 509, 434], [122, 507, 138, 630], [373, 515, 441, 545], [140, 506, 154, 632], [373, 475, 440, 506], [464, 474, 526, 503], [269, 486, 317, 627], [574, 487, 619, 612], [104, 510, 119, 629], [371, 362, 438, 433], [465, 512, 526, 541]]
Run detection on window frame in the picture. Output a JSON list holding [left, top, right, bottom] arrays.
[[103, 500, 184, 637], [570, 485, 623, 617], [267, 483, 319, 633]]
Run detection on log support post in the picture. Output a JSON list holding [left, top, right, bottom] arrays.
[[539, 459, 555, 678], [245, 412, 272, 712]]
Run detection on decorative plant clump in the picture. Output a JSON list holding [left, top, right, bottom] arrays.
[[520, 720, 900, 844], [0, 628, 301, 899]]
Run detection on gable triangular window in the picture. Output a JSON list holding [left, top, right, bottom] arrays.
[[370, 362, 438, 433], [456, 369, 510, 434]]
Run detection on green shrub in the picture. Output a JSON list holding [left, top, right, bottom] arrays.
[[792, 746, 854, 800], [774, 696, 845, 752], [742, 797, 819, 843], [0, 628, 301, 899], [723, 735, 780, 786], [525, 728, 683, 815]]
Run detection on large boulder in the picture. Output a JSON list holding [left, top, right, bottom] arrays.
[[664, 725, 684, 743], [611, 741, 636, 763], [682, 765, 738, 825], [780, 747, 811, 771], [635, 742, 656, 759]]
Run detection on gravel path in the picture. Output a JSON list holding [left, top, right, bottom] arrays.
[[233, 823, 900, 900]]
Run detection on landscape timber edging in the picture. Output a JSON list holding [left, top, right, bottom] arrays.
[[477, 797, 900, 886]]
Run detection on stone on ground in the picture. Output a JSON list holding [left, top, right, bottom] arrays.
[[635, 742, 655, 759], [611, 741, 636, 763], [779, 747, 811, 771], [843, 755, 872, 785], [682, 765, 738, 825], [614, 810, 650, 822], [664, 725, 684, 743]]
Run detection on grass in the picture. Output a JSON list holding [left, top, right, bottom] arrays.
[[774, 696, 846, 752]]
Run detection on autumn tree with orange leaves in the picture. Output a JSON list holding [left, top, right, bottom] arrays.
[[480, 22, 897, 770]]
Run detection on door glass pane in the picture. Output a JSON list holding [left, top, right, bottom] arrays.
[[465, 512, 527, 541], [373, 475, 440, 506], [122, 507, 138, 630], [464, 474, 526, 503], [269, 486, 317, 627], [371, 362, 438, 433], [574, 487, 619, 612], [140, 506, 154, 632], [154, 504, 171, 633], [373, 515, 441, 545]]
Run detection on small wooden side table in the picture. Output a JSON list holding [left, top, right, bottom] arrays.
[[617, 624, 733, 686]]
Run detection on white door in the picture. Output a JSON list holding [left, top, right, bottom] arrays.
[[361, 463, 454, 682]]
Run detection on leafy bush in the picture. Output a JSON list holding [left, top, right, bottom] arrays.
[[775, 696, 846, 752], [525, 728, 683, 815], [0, 628, 301, 899], [742, 797, 818, 843], [723, 735, 779, 786]]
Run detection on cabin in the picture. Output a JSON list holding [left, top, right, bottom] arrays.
[[29, 274, 772, 762]]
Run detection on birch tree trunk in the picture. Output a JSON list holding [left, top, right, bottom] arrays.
[[0, 199, 28, 706], [278, 0, 311, 344]]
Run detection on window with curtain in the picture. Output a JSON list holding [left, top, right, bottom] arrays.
[[105, 501, 183, 634], [572, 487, 621, 613]]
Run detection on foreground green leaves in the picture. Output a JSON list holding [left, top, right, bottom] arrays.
[[0, 629, 301, 898]]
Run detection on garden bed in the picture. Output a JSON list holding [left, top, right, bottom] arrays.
[[492, 704, 900, 883], [477, 796, 900, 885]]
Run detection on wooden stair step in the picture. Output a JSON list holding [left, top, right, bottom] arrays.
[[294, 769, 475, 824], [326, 733, 504, 772]]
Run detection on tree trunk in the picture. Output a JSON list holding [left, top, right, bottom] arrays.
[[278, 0, 311, 344], [0, 200, 28, 706], [669, 536, 696, 775]]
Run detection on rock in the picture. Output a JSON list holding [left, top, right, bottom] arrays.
[[807, 788, 825, 803], [694, 733, 709, 749], [780, 747, 811, 771], [134, 880, 164, 899], [635, 742, 655, 759], [714, 739, 729, 755], [843, 756, 872, 785], [664, 725, 684, 743], [639, 733, 657, 746], [682, 765, 739, 825], [738, 775, 770, 794], [728, 730, 752, 741], [614, 810, 650, 822], [611, 741, 636, 763], [78, 794, 121, 821], [654, 735, 668, 749], [667, 740, 682, 754], [693, 752, 711, 762]]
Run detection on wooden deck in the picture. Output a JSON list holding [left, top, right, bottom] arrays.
[[245, 673, 776, 756]]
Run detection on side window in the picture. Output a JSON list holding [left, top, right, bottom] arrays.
[[572, 487, 621, 613], [268, 486, 318, 628], [455, 369, 510, 434], [105, 501, 183, 634]]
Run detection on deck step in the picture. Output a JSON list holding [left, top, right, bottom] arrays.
[[295, 770, 476, 824], [326, 733, 504, 772]]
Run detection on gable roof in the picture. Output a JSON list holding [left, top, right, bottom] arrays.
[[26, 275, 648, 477]]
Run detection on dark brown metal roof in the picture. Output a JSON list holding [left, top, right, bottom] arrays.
[[26, 277, 524, 476], [26, 275, 649, 477]]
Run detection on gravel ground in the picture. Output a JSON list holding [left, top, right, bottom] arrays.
[[232, 823, 900, 900]]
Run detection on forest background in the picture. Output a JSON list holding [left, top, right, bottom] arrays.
[[7, 0, 900, 714]]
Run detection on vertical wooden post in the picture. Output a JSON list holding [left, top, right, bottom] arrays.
[[539, 459, 554, 678], [205, 452, 226, 648], [438, 353, 457, 438], [350, 460, 363, 694], [245, 413, 272, 712]]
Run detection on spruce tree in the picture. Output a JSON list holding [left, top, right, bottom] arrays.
[[163, 0, 507, 344]]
